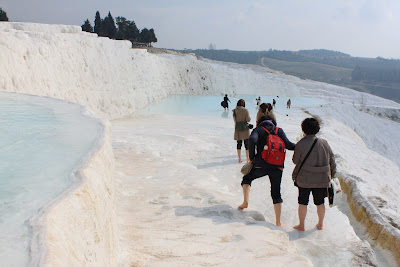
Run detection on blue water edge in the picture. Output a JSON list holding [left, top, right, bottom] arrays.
[[0, 92, 101, 266], [135, 94, 325, 118]]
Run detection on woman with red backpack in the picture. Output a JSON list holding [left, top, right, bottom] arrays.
[[238, 115, 295, 227]]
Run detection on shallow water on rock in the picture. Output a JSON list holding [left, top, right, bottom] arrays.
[[0, 92, 101, 266]]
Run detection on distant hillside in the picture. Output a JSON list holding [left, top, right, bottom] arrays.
[[178, 49, 400, 103], [260, 57, 352, 83]]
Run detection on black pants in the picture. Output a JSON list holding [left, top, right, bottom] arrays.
[[241, 167, 283, 204], [237, 139, 249, 150], [297, 187, 326, 205]]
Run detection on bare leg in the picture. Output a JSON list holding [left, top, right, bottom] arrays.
[[245, 149, 250, 163], [237, 149, 242, 163], [293, 204, 307, 231], [316, 204, 325, 230], [238, 184, 250, 209], [274, 203, 284, 227]]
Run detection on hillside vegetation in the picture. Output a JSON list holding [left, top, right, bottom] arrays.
[[260, 57, 352, 83], [179, 49, 400, 103]]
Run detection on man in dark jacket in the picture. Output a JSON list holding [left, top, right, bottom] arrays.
[[238, 115, 295, 227]]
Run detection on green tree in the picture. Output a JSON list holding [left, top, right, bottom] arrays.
[[94, 11, 103, 36], [102, 11, 116, 39], [0, 7, 9, 21], [148, 28, 157, 45], [81, 19, 93, 33], [139, 28, 150, 45], [139, 28, 157, 46], [115, 16, 128, 40], [126, 21, 140, 42], [115, 17, 140, 42]]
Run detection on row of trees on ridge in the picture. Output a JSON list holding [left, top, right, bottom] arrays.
[[82, 11, 157, 46]]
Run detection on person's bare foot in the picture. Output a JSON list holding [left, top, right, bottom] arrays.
[[238, 203, 248, 209], [238, 159, 242, 163], [293, 225, 305, 231], [276, 222, 285, 228], [316, 224, 323, 230], [247, 159, 251, 163]]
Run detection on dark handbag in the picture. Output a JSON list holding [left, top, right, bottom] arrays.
[[293, 138, 318, 187], [327, 187, 334, 205]]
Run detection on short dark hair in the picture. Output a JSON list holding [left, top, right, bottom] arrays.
[[301, 118, 320, 135], [236, 99, 245, 107], [258, 115, 276, 126]]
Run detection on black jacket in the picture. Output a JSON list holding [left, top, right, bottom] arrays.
[[249, 120, 295, 168]]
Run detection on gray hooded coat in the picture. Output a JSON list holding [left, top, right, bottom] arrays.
[[292, 135, 336, 188]]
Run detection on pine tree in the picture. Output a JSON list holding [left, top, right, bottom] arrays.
[[0, 7, 9, 21], [103, 12, 116, 39], [94, 11, 103, 36], [81, 19, 93, 33], [127, 21, 140, 42]]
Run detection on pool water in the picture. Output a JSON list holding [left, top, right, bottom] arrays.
[[135, 94, 326, 118], [0, 92, 102, 266]]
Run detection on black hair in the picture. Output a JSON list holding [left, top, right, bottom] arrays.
[[301, 118, 320, 135], [259, 103, 268, 113], [257, 115, 276, 126]]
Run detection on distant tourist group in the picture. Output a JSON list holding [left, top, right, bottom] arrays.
[[224, 94, 336, 231]]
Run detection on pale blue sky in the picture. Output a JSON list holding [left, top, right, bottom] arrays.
[[1, 0, 399, 58]]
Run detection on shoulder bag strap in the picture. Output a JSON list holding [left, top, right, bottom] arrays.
[[296, 138, 318, 179], [260, 126, 270, 134]]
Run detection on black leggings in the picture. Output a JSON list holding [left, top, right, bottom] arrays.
[[237, 139, 249, 150], [241, 167, 283, 204]]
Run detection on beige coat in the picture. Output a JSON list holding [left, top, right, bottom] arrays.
[[292, 135, 336, 188], [233, 106, 251, 140]]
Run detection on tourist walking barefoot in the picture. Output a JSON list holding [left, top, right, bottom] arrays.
[[238, 115, 295, 227], [292, 118, 336, 231], [233, 99, 251, 163]]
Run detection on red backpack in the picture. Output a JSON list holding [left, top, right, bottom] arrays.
[[260, 126, 286, 165]]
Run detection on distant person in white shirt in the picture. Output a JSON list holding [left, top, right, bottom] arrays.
[[255, 97, 261, 107]]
